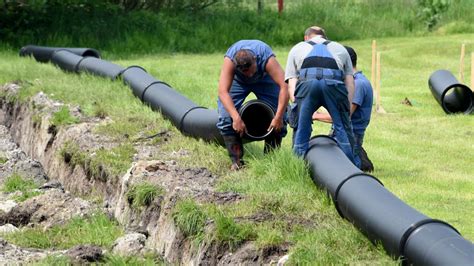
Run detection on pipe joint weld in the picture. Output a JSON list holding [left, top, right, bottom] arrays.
[[333, 173, 384, 218], [179, 106, 208, 132], [399, 218, 461, 264]]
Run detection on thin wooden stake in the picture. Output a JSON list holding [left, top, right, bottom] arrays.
[[459, 43, 465, 83], [471, 52, 474, 91], [371, 40, 377, 86], [376, 52, 386, 114]]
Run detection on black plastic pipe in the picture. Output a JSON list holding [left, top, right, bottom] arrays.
[[51, 50, 124, 79], [77, 57, 125, 80], [239, 99, 275, 140], [19, 45, 100, 63], [306, 135, 473, 264], [51, 50, 85, 73], [428, 70, 474, 114], [121, 66, 168, 101]]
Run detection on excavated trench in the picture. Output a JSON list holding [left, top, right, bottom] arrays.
[[0, 82, 287, 264]]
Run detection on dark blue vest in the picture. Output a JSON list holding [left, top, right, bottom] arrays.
[[299, 41, 344, 82]]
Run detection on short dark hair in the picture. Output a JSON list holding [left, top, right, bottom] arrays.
[[344, 46, 357, 67], [233, 49, 256, 71], [304, 26, 327, 39]]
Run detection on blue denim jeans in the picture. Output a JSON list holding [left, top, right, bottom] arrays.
[[217, 75, 287, 138], [293, 79, 355, 163]]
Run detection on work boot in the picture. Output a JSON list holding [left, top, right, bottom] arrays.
[[263, 133, 282, 154], [360, 146, 374, 172], [223, 135, 244, 170]]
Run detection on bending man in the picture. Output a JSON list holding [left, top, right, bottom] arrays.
[[217, 40, 288, 170], [313, 46, 374, 171], [285, 26, 356, 162]]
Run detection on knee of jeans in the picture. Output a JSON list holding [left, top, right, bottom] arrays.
[[354, 155, 362, 168], [217, 117, 234, 135], [293, 143, 307, 156]]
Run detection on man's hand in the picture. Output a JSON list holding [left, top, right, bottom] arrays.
[[268, 117, 283, 132], [312, 111, 333, 123], [232, 116, 247, 137]]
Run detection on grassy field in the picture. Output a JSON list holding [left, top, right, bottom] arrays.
[[0, 33, 473, 264]]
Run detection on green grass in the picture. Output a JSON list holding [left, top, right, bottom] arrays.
[[2, 212, 123, 249], [2, 173, 36, 193], [2, 173, 41, 202], [33, 255, 71, 266], [59, 140, 136, 181], [0, 33, 473, 264], [172, 199, 207, 239], [210, 208, 255, 251], [91, 143, 136, 178], [34, 253, 164, 266], [126, 182, 164, 209], [2, 0, 474, 55], [50, 105, 79, 126]]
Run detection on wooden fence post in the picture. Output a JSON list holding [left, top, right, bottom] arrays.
[[376, 52, 386, 114], [471, 52, 474, 91], [371, 40, 376, 86], [459, 43, 465, 83]]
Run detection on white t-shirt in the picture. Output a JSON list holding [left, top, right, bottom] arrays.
[[285, 36, 353, 82]]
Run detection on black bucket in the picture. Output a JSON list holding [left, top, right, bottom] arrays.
[[239, 99, 275, 140]]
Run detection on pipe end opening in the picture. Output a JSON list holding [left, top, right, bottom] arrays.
[[441, 85, 474, 114], [239, 100, 275, 140], [82, 50, 100, 59]]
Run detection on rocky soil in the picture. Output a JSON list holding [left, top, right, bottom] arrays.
[[0, 82, 288, 265]]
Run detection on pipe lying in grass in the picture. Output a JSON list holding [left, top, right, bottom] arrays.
[[51, 50, 125, 79], [428, 70, 474, 114], [21, 46, 474, 264], [26, 47, 274, 145], [306, 135, 474, 265], [19, 45, 100, 63]]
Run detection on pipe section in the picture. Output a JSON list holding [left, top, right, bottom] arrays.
[[428, 70, 474, 114], [121, 66, 169, 101], [77, 57, 125, 80], [51, 50, 84, 73], [19, 45, 100, 63], [306, 135, 473, 264], [239, 99, 275, 140]]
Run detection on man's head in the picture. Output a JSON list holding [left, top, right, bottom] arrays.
[[344, 46, 357, 68], [233, 49, 257, 77], [304, 26, 327, 41]]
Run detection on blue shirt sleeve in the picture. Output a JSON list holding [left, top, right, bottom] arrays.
[[352, 78, 365, 106]]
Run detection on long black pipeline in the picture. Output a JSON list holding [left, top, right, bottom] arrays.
[[21, 46, 474, 264], [19, 45, 100, 63], [428, 70, 474, 114], [306, 135, 473, 265], [35, 47, 275, 144]]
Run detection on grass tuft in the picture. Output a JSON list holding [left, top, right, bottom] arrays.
[[59, 141, 135, 181], [127, 182, 163, 209], [211, 209, 255, 250], [255, 226, 285, 250], [172, 199, 207, 239], [2, 173, 36, 193], [50, 106, 79, 126], [1, 173, 40, 202], [2, 212, 123, 249]]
